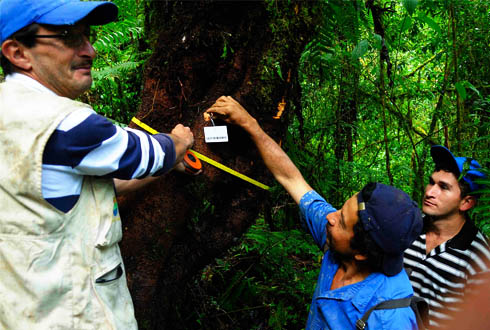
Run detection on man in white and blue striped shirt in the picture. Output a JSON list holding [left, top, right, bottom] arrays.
[[0, 0, 194, 328], [7, 72, 184, 212], [403, 145, 490, 328]]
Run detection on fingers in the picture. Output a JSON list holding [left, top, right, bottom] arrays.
[[208, 95, 235, 110], [171, 123, 187, 135], [173, 161, 186, 173], [171, 124, 194, 148], [205, 106, 230, 122], [186, 168, 203, 176], [215, 95, 233, 104], [174, 161, 202, 175], [205, 95, 237, 118], [204, 95, 256, 129]]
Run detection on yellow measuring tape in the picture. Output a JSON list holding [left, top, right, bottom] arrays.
[[131, 117, 270, 190]]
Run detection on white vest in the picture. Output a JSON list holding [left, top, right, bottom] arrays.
[[0, 80, 137, 329]]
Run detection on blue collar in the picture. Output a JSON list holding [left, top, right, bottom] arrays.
[[316, 256, 385, 313]]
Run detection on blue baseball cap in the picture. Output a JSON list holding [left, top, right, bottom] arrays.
[[0, 0, 118, 44], [431, 145, 486, 193], [358, 183, 422, 276]]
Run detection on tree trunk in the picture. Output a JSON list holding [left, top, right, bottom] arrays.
[[367, 0, 394, 185], [117, 1, 319, 328], [450, 2, 463, 152]]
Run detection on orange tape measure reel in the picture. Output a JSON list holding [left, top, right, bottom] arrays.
[[183, 150, 202, 174]]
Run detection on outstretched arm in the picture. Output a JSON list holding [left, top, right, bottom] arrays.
[[205, 96, 311, 204], [114, 123, 195, 196]]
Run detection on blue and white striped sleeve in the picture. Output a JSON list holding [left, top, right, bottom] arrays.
[[299, 190, 336, 250], [43, 108, 176, 179]]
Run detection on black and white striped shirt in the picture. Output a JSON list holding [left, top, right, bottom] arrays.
[[403, 219, 490, 328]]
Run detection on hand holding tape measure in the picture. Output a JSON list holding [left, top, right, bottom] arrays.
[[130, 117, 270, 190]]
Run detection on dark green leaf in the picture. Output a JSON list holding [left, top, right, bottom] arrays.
[[400, 16, 413, 33], [465, 81, 482, 99], [352, 39, 369, 59], [417, 13, 441, 34], [455, 81, 467, 101], [372, 34, 383, 50], [402, 0, 418, 15]]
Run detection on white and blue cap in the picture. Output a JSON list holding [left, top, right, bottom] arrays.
[[0, 0, 118, 44]]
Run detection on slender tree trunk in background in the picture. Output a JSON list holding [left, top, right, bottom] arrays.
[[367, 0, 393, 185], [380, 60, 394, 185], [412, 53, 451, 202], [450, 2, 463, 152], [335, 61, 359, 163], [117, 1, 319, 328], [349, 73, 360, 163]]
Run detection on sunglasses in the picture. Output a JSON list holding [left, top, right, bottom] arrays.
[[19, 26, 97, 48]]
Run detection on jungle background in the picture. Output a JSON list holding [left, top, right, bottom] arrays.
[[2, 0, 490, 329]]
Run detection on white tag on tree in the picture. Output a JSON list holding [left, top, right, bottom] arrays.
[[204, 126, 229, 143]]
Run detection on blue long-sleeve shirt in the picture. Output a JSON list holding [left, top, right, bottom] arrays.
[[299, 190, 417, 329]]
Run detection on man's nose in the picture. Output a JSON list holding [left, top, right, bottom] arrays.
[[79, 39, 96, 59], [425, 185, 438, 197]]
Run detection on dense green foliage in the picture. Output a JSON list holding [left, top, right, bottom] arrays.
[[190, 217, 321, 329], [294, 0, 490, 208], [191, 0, 490, 328], [87, 0, 149, 124], [89, 0, 490, 328], [2, 0, 487, 328]]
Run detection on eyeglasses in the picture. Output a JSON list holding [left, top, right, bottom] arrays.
[[19, 26, 97, 48]]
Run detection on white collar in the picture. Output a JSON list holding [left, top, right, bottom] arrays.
[[6, 73, 57, 96]]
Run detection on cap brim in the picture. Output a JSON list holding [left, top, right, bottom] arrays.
[[383, 253, 404, 276], [36, 2, 118, 26], [430, 145, 460, 175]]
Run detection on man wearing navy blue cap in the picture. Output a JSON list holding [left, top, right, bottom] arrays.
[[206, 96, 423, 329], [404, 145, 490, 328], [0, 0, 194, 328]]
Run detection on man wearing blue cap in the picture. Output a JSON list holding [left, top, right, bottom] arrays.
[[404, 146, 490, 328], [0, 0, 194, 329], [206, 96, 424, 329]]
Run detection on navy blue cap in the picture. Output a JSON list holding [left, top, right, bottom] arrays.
[[431, 145, 486, 193], [357, 183, 422, 276], [0, 0, 118, 44]]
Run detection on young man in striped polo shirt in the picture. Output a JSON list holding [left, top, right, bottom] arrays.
[[403, 145, 490, 328]]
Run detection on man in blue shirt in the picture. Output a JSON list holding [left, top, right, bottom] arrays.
[[206, 96, 423, 329]]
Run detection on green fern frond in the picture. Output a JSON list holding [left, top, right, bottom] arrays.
[[94, 17, 144, 53], [92, 61, 142, 80]]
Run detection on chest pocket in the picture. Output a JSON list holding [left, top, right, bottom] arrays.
[[87, 178, 122, 248], [95, 196, 122, 248]]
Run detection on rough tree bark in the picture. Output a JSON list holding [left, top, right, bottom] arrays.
[[117, 1, 319, 329]]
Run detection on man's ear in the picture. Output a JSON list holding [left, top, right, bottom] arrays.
[[460, 195, 476, 212], [1, 39, 33, 71]]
